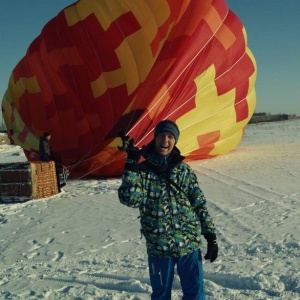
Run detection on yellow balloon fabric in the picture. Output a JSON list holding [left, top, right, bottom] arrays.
[[1, 0, 257, 178]]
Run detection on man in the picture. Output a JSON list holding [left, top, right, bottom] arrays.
[[39, 132, 51, 161], [118, 120, 218, 300], [38, 132, 67, 191]]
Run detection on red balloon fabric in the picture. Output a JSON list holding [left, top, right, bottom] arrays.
[[2, 0, 257, 178]]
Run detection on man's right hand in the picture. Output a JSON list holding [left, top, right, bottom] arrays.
[[124, 139, 141, 171]]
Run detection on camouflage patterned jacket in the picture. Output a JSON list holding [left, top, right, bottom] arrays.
[[118, 144, 216, 258]]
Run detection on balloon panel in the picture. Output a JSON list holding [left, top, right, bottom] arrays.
[[2, 0, 256, 178]]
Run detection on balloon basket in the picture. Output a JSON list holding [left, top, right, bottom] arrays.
[[30, 161, 59, 199], [0, 161, 59, 203]]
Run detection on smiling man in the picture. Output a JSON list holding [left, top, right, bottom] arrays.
[[118, 120, 218, 300], [154, 120, 178, 157]]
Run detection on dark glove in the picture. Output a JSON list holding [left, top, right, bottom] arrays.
[[124, 139, 141, 171], [204, 233, 218, 263]]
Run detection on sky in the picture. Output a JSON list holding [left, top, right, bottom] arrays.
[[0, 0, 299, 125], [226, 0, 300, 115]]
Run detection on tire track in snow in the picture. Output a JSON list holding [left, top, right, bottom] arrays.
[[0, 258, 152, 298], [194, 166, 299, 247], [196, 166, 293, 208], [194, 168, 263, 245]]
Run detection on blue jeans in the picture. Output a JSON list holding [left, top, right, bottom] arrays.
[[148, 249, 205, 300]]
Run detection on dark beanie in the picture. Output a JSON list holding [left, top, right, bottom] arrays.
[[154, 120, 180, 143], [43, 132, 51, 138]]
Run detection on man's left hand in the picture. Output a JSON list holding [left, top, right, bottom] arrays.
[[204, 233, 218, 263]]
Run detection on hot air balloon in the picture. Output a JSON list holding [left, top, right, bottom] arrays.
[[1, 0, 257, 178]]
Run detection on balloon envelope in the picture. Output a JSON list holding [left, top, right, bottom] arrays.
[[2, 0, 257, 178]]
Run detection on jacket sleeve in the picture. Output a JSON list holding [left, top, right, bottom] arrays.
[[187, 169, 216, 234], [118, 170, 145, 208]]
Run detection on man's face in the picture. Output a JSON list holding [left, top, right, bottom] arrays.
[[155, 132, 176, 156], [46, 135, 51, 141]]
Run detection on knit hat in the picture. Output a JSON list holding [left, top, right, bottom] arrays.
[[154, 120, 180, 143], [43, 132, 51, 138]]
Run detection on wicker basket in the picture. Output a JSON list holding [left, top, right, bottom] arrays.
[[30, 161, 59, 199], [0, 161, 59, 201]]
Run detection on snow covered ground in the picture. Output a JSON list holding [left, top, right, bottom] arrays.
[[0, 119, 299, 299]]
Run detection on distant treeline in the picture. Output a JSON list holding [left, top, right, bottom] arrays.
[[249, 112, 299, 124]]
